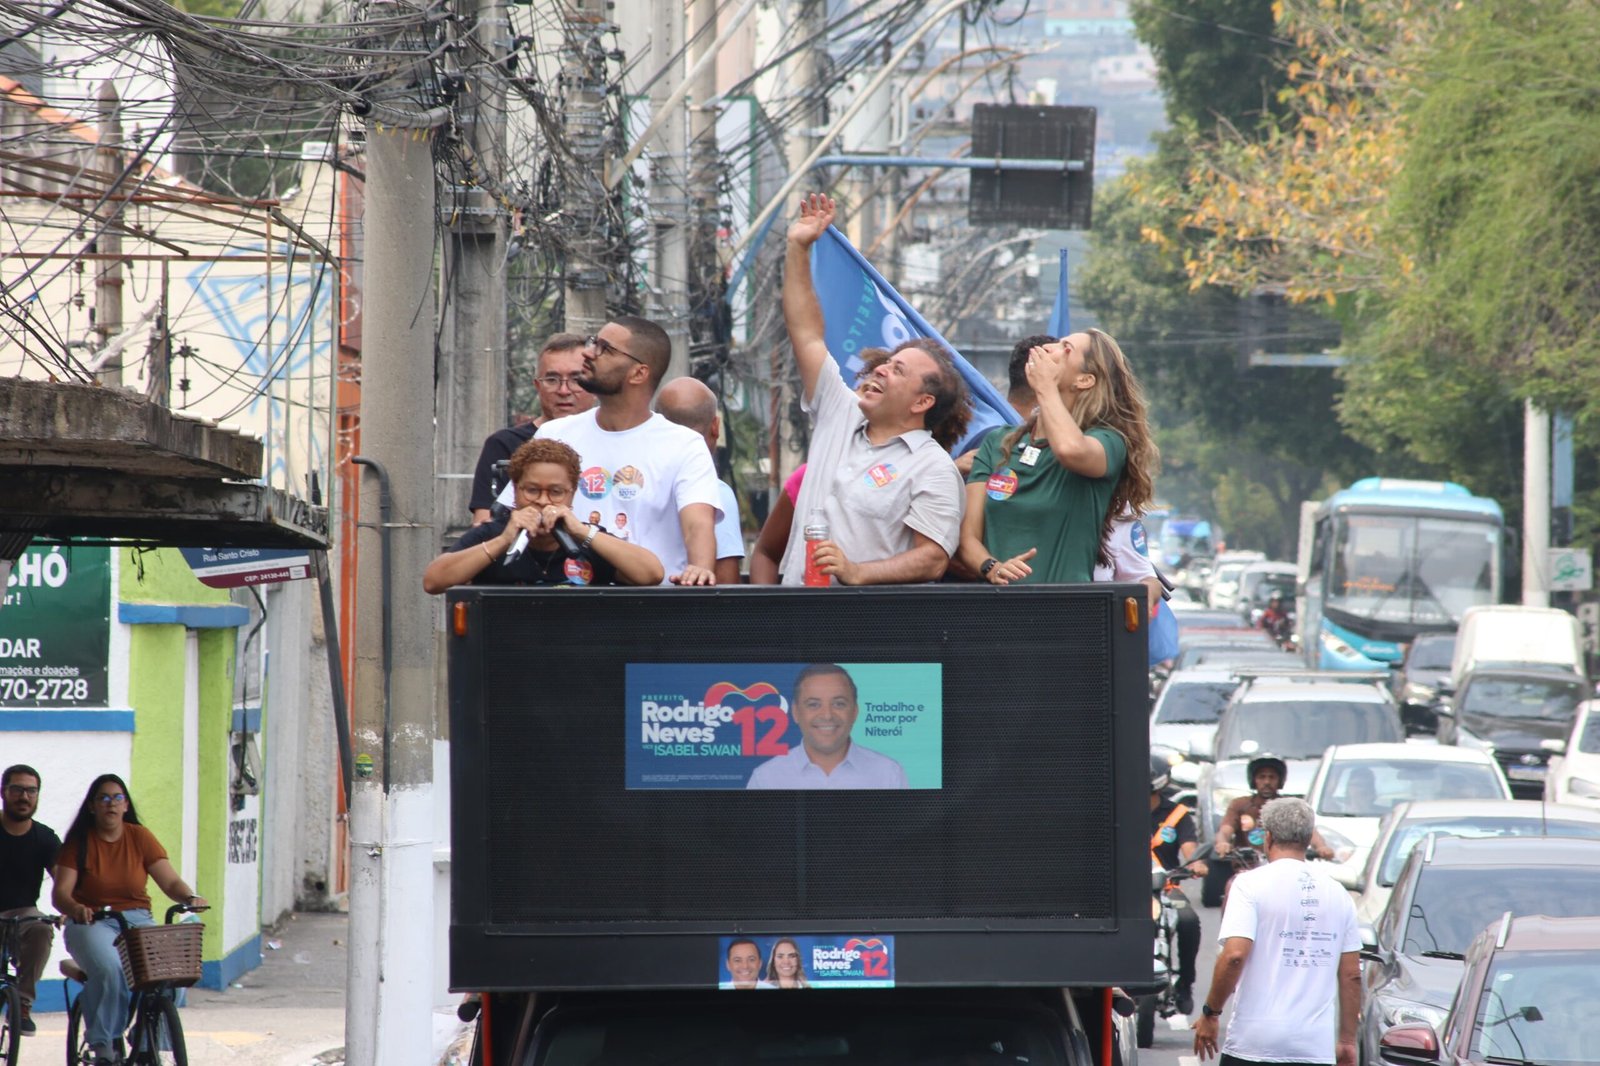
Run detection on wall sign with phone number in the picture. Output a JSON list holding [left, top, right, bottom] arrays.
[[0, 546, 110, 708]]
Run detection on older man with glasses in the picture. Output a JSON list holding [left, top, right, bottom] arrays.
[[495, 316, 723, 585], [468, 334, 597, 525], [0, 764, 60, 1035]]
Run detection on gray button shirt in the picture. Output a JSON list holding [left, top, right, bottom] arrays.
[[779, 358, 965, 585]]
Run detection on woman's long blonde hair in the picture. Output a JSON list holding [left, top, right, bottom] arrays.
[[996, 328, 1159, 563]]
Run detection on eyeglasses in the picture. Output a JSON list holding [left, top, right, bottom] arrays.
[[94, 792, 128, 805], [4, 786, 37, 796], [586, 334, 645, 366], [537, 374, 585, 391]]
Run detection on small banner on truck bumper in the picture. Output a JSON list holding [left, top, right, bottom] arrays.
[[719, 935, 895, 989]]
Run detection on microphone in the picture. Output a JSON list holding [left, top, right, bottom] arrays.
[[553, 524, 583, 557]]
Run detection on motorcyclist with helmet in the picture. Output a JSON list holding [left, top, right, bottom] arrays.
[[1215, 754, 1333, 862], [1150, 750, 1207, 1015], [1257, 591, 1293, 644]]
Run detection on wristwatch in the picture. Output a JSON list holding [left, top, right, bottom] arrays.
[[1201, 1003, 1223, 1019], [979, 557, 1000, 578]]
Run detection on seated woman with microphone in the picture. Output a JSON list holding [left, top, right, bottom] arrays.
[[424, 439, 664, 590]]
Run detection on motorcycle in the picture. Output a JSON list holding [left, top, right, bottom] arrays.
[[1137, 846, 1208, 1048], [1250, 605, 1297, 651]]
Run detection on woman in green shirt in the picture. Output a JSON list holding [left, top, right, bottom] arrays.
[[957, 328, 1157, 584]]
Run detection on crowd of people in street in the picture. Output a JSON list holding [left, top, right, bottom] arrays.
[[425, 192, 1163, 595], [0, 764, 207, 1065]]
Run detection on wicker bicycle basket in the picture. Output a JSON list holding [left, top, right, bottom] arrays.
[[116, 922, 204, 989]]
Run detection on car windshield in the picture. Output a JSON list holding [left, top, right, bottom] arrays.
[[1460, 676, 1586, 720], [1579, 713, 1600, 756], [1402, 866, 1599, 957], [1154, 682, 1238, 724], [1408, 637, 1455, 671], [1316, 759, 1504, 818], [1218, 699, 1402, 760], [1471, 951, 1600, 1065], [1248, 575, 1295, 605], [534, 1001, 1070, 1066], [1326, 514, 1497, 626], [1379, 818, 1600, 886]]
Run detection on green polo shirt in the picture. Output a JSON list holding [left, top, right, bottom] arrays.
[[968, 425, 1127, 584]]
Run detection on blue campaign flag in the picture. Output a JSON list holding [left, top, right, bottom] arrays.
[[809, 226, 1018, 455], [1048, 248, 1070, 337]]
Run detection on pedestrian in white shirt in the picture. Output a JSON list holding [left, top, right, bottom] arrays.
[[498, 316, 723, 584], [1194, 797, 1362, 1066]]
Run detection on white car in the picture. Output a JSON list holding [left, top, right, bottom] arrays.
[[1547, 699, 1600, 807], [1302, 742, 1511, 888], [1149, 668, 1244, 780], [1206, 562, 1249, 610]]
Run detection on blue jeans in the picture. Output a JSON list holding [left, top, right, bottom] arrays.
[[64, 909, 152, 1052]]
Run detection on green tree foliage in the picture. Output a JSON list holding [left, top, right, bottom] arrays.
[[1344, 0, 1600, 535], [1130, 0, 1291, 132], [1081, 172, 1370, 558]]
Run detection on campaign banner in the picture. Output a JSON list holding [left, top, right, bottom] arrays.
[[625, 662, 941, 790], [718, 935, 895, 990], [0, 544, 111, 707]]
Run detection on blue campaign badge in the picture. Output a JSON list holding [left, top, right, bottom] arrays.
[[1130, 520, 1149, 557], [1247, 828, 1266, 847], [1160, 825, 1177, 844]]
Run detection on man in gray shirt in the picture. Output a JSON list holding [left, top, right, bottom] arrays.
[[778, 194, 969, 586]]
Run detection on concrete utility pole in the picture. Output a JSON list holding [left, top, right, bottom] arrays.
[[437, 0, 509, 536], [650, 0, 690, 381], [560, 0, 611, 337], [94, 80, 124, 387], [347, 16, 441, 1063], [1523, 399, 1551, 607], [686, 0, 720, 370]]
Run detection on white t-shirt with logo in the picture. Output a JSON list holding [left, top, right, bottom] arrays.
[[1217, 858, 1361, 1063], [497, 410, 722, 582], [1092, 516, 1158, 583]]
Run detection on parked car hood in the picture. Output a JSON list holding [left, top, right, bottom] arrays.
[[1151, 723, 1218, 761], [1386, 951, 1466, 1012], [1212, 757, 1319, 795]]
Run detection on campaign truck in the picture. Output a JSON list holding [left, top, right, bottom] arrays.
[[446, 585, 1156, 1066]]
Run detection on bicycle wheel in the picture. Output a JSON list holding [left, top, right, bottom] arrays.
[[0, 983, 20, 1066], [137, 996, 187, 1066], [65, 994, 89, 1066]]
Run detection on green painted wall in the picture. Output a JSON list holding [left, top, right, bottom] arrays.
[[120, 548, 239, 965], [119, 548, 231, 605]]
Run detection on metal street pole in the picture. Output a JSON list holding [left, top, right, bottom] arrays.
[[687, 0, 720, 371], [347, 9, 442, 1060], [94, 81, 124, 387], [1523, 399, 1551, 607]]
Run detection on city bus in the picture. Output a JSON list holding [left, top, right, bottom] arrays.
[[1297, 478, 1505, 671]]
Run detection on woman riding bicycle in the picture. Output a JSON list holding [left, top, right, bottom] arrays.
[[50, 774, 206, 1066]]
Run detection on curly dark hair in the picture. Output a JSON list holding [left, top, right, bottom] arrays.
[[507, 438, 582, 488]]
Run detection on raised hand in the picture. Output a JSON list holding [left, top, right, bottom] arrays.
[[787, 193, 836, 247]]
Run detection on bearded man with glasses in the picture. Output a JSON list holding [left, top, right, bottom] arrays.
[[469, 334, 597, 525], [0, 764, 59, 1035], [495, 317, 723, 585]]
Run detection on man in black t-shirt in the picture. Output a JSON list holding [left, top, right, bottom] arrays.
[[0, 764, 60, 1033], [467, 334, 595, 524]]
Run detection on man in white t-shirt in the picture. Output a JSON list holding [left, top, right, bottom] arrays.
[[777, 193, 969, 586], [499, 317, 722, 584], [1194, 797, 1361, 1066], [656, 376, 746, 585]]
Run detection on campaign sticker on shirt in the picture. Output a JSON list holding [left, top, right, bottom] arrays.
[[579, 466, 611, 500], [1160, 825, 1178, 844], [718, 934, 895, 990], [1130, 520, 1149, 557], [986, 468, 1019, 501], [563, 557, 594, 586], [624, 662, 942, 790], [612, 464, 645, 502], [862, 462, 899, 488], [1247, 828, 1266, 847]]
